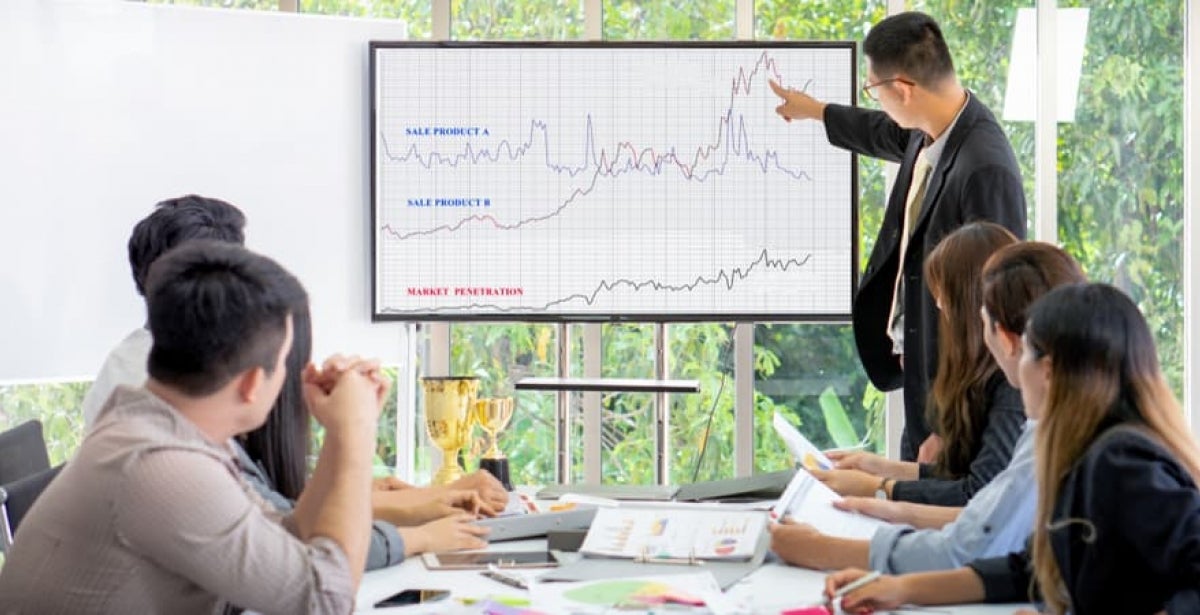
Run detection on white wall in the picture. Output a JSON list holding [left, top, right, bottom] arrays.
[[0, 0, 411, 382]]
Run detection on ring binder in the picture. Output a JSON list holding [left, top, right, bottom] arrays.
[[633, 546, 705, 566]]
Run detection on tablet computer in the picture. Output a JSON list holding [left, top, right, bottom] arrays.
[[421, 549, 559, 570]]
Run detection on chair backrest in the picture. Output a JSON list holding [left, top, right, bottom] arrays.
[[1, 464, 63, 550], [0, 420, 51, 485]]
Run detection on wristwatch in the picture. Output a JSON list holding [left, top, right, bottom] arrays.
[[874, 477, 892, 500]]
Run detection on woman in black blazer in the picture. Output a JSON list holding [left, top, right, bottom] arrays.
[[823, 283, 1200, 615], [812, 223, 1026, 507]]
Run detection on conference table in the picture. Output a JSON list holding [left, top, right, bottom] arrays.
[[354, 523, 1030, 614]]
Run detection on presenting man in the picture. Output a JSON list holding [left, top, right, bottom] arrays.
[[769, 12, 1026, 460]]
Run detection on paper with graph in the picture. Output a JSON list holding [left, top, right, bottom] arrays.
[[580, 507, 767, 561], [772, 411, 834, 470]]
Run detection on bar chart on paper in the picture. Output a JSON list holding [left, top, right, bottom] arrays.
[[371, 43, 856, 320]]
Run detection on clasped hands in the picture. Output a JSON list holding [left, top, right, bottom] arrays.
[[302, 354, 390, 431]]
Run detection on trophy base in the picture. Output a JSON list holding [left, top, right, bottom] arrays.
[[432, 462, 465, 486], [479, 458, 513, 491]]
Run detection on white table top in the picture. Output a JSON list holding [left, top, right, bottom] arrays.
[[354, 539, 1028, 615]]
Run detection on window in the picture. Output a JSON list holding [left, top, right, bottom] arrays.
[[0, 381, 89, 466], [437, 323, 561, 485], [669, 323, 735, 483], [910, 1, 1034, 229], [303, 0, 431, 38], [453, 0, 584, 40], [143, 0, 279, 9], [604, 1, 735, 40], [1056, 0, 1185, 394]]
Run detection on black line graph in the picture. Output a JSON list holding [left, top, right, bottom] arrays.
[[372, 44, 856, 319]]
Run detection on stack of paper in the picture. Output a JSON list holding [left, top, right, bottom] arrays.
[[771, 469, 885, 539]]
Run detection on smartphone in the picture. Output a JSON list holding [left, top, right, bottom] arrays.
[[421, 550, 558, 570], [372, 589, 450, 608]]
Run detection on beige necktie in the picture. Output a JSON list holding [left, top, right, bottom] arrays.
[[887, 154, 933, 351]]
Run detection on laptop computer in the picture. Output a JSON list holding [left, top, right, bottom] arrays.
[[674, 468, 796, 502], [535, 469, 794, 504], [535, 483, 680, 501]]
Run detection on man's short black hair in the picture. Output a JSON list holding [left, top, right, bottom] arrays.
[[128, 195, 246, 296], [144, 241, 307, 397], [863, 11, 956, 88]]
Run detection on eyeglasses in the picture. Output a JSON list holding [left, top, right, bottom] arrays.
[[862, 77, 915, 102]]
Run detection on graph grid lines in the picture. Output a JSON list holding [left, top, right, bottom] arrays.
[[372, 44, 856, 320]]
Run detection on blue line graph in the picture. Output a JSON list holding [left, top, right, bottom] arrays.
[[373, 45, 855, 318], [379, 110, 815, 241]]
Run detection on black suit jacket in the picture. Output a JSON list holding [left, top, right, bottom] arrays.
[[823, 95, 1026, 460], [968, 425, 1200, 614]]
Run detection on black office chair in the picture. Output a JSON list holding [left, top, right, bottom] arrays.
[[0, 464, 63, 550], [0, 420, 53, 551], [0, 420, 51, 486]]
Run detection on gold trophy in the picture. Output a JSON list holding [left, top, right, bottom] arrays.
[[473, 397, 515, 491], [421, 377, 479, 486]]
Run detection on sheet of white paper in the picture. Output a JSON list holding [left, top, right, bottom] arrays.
[[772, 412, 833, 470], [771, 469, 885, 540]]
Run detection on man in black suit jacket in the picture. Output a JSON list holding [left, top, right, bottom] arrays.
[[770, 12, 1026, 461]]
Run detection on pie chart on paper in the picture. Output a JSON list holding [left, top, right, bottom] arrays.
[[562, 580, 675, 606]]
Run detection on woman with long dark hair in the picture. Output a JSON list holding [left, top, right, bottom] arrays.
[[236, 304, 490, 570], [825, 283, 1200, 614], [813, 222, 1026, 506], [770, 241, 1084, 573]]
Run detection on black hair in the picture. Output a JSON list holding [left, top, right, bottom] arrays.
[[1026, 283, 1160, 392], [863, 11, 956, 88], [241, 303, 313, 499], [144, 240, 307, 397], [128, 195, 246, 296]]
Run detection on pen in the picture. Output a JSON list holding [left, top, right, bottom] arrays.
[[482, 564, 529, 590], [827, 570, 882, 607]]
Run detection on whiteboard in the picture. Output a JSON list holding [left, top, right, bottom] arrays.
[[371, 43, 858, 321], [0, 0, 412, 381]]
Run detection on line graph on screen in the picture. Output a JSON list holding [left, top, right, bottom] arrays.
[[371, 42, 856, 320]]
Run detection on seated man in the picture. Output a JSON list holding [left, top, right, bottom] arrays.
[[81, 194, 246, 428], [81, 195, 510, 518], [0, 241, 382, 614]]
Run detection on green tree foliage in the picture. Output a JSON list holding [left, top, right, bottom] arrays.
[[912, 1, 1035, 222], [450, 323, 559, 485], [0, 381, 89, 466], [145, 0, 279, 9], [301, 0, 432, 38], [604, 0, 734, 40], [454, 1, 585, 40], [1056, 0, 1184, 394]]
